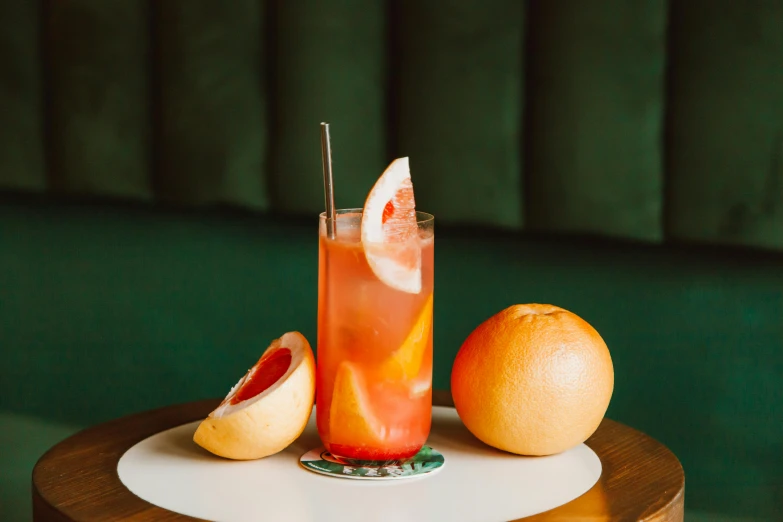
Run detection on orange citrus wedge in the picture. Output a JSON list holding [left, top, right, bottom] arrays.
[[379, 293, 433, 381], [193, 332, 315, 460], [361, 157, 422, 294], [329, 362, 382, 447]]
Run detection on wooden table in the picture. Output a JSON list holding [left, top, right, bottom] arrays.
[[33, 391, 684, 521]]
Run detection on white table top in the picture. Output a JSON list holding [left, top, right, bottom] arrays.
[[118, 406, 601, 522]]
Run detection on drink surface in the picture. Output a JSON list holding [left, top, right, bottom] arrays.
[[317, 212, 434, 461]]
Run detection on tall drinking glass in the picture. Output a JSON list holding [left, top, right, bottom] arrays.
[[317, 209, 434, 461]]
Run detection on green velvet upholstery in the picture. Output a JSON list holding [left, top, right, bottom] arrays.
[[1, 1, 783, 521], [272, 0, 387, 215], [0, 1, 45, 191], [395, 0, 525, 229], [155, 0, 269, 209], [1, 199, 782, 520], [46, 0, 152, 199], [0, 413, 82, 521], [2, 1, 783, 249], [667, 0, 783, 250], [526, 0, 666, 241]]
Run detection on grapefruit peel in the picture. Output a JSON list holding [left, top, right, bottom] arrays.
[[361, 157, 422, 294], [193, 331, 315, 460]]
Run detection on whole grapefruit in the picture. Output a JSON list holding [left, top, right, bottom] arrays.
[[451, 304, 613, 456]]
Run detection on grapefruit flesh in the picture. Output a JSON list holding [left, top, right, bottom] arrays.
[[230, 348, 292, 405], [361, 157, 421, 294], [328, 362, 421, 461], [378, 293, 433, 381], [193, 332, 315, 460], [329, 363, 382, 447]]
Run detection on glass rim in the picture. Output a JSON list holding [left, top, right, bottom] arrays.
[[319, 208, 434, 225]]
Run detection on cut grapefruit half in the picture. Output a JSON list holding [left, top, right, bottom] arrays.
[[361, 157, 422, 294], [193, 331, 315, 460]]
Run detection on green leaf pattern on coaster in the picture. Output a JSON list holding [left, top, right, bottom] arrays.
[[300, 446, 444, 480]]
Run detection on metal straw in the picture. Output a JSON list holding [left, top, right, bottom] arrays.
[[320, 122, 336, 239]]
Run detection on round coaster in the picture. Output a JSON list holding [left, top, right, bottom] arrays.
[[299, 445, 445, 480]]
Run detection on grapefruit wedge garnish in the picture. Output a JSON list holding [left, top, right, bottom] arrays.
[[193, 331, 315, 460], [329, 362, 382, 448], [361, 157, 422, 294], [379, 293, 433, 381]]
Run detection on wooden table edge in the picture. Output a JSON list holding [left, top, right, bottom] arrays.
[[32, 390, 684, 521]]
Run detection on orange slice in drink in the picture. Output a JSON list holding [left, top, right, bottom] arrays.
[[379, 293, 434, 381], [329, 362, 382, 448], [361, 157, 422, 294]]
